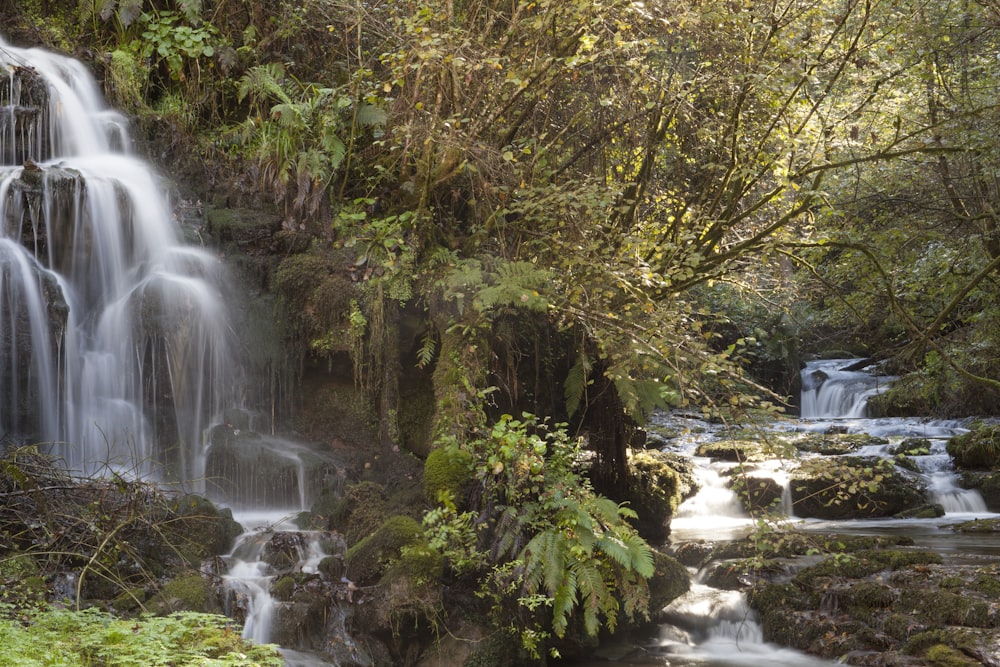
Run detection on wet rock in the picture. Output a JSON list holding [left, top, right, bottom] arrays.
[[789, 456, 927, 519], [167, 494, 244, 562], [648, 549, 691, 612], [621, 449, 697, 542], [948, 424, 1000, 470], [695, 439, 771, 462], [730, 473, 784, 514], [748, 546, 1000, 665]]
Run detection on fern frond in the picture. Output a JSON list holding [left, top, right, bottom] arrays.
[[521, 531, 551, 593], [551, 568, 577, 638], [624, 532, 655, 579], [542, 532, 567, 596], [595, 533, 631, 570], [572, 558, 611, 636], [491, 505, 524, 561], [415, 333, 437, 369], [237, 63, 291, 105]]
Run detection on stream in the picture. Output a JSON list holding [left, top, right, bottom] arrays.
[[216, 358, 999, 665], [601, 358, 999, 666], [3, 37, 996, 666]]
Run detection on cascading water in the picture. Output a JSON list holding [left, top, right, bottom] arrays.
[[0, 38, 363, 666], [0, 38, 235, 483], [800, 358, 893, 418]]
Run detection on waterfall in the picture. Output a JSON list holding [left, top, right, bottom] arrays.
[[800, 358, 893, 419], [0, 38, 237, 482]]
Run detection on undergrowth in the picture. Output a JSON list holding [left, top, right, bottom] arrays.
[[0, 605, 282, 666]]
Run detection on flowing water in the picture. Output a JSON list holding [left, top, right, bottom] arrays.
[[0, 38, 235, 484], [5, 39, 998, 667], [600, 358, 998, 666], [0, 37, 347, 665]]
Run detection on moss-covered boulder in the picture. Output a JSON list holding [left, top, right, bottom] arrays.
[[789, 456, 927, 519], [346, 515, 424, 585], [694, 440, 770, 462], [149, 571, 219, 614], [620, 450, 695, 543], [166, 494, 244, 564], [648, 550, 691, 614], [790, 431, 888, 455], [947, 424, 1000, 470], [423, 445, 473, 504], [746, 548, 1000, 662], [729, 472, 785, 514]]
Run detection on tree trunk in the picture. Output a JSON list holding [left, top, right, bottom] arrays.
[[586, 368, 636, 497]]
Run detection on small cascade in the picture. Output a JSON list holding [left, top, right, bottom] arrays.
[[0, 37, 237, 482], [800, 358, 894, 419], [671, 459, 750, 540], [915, 440, 988, 514], [220, 512, 362, 666], [654, 584, 839, 666]]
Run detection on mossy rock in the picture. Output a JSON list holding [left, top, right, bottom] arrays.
[[729, 473, 784, 514], [165, 494, 244, 564], [924, 644, 981, 666], [789, 456, 927, 519], [346, 515, 424, 585], [951, 517, 1000, 533], [647, 550, 690, 613], [271, 576, 296, 601], [694, 440, 769, 462], [791, 431, 888, 455], [890, 437, 933, 457], [620, 450, 693, 542], [149, 572, 217, 614], [794, 549, 942, 588], [947, 424, 1000, 470], [326, 481, 391, 544], [423, 446, 473, 505]]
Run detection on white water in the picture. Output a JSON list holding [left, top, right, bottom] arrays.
[[633, 360, 998, 666], [800, 358, 893, 418], [0, 38, 236, 482]]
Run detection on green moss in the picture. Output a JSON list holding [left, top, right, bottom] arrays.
[[424, 446, 473, 504], [905, 629, 979, 657], [0, 553, 39, 578], [329, 481, 390, 544], [620, 450, 689, 542], [947, 425, 1000, 470], [794, 549, 941, 587], [150, 572, 216, 614], [166, 494, 244, 564], [271, 576, 296, 601], [925, 644, 981, 666], [694, 440, 769, 462], [346, 515, 424, 585], [647, 550, 690, 611]]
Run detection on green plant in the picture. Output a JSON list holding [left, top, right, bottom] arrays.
[[423, 414, 654, 658], [0, 606, 283, 666], [139, 10, 217, 80]]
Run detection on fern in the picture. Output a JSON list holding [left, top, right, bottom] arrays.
[[415, 332, 437, 368], [237, 63, 291, 106]]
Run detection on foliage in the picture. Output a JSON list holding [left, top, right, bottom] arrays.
[[0, 606, 283, 666], [423, 414, 654, 657], [139, 10, 217, 80], [0, 446, 235, 610]]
